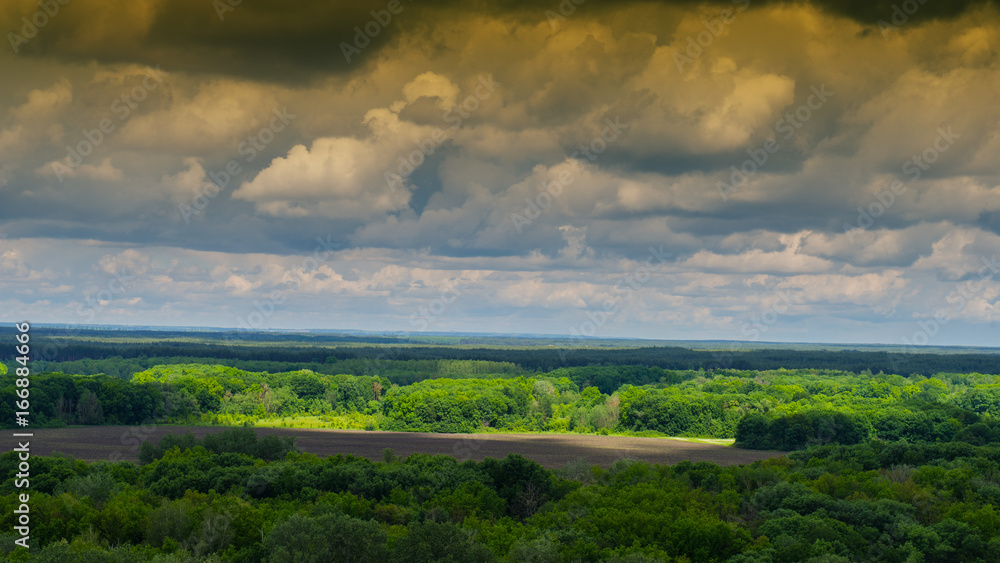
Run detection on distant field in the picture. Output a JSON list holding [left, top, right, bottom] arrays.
[[13, 426, 786, 468]]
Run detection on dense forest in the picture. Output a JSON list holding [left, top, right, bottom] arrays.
[[7, 330, 1000, 561], [6, 428, 1000, 561], [6, 327, 1000, 377], [6, 362, 1000, 452]]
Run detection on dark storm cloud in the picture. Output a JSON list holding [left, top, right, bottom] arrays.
[[4, 0, 995, 82], [1, 0, 998, 341], [805, 0, 999, 24]]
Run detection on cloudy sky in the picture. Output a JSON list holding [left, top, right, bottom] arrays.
[[1, 0, 999, 345]]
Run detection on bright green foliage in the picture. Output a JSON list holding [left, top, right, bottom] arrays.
[[381, 378, 534, 432], [12, 365, 1000, 451]]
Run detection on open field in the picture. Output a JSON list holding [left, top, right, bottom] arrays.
[[10, 426, 786, 468]]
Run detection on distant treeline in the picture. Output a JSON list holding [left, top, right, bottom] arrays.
[[7, 334, 1000, 377]]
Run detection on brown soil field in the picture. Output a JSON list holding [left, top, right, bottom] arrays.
[[6, 426, 787, 468]]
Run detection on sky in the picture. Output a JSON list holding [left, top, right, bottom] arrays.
[[1, 0, 999, 346]]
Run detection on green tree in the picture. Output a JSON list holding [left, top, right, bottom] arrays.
[[392, 520, 495, 563], [264, 512, 389, 563], [75, 389, 104, 425]]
